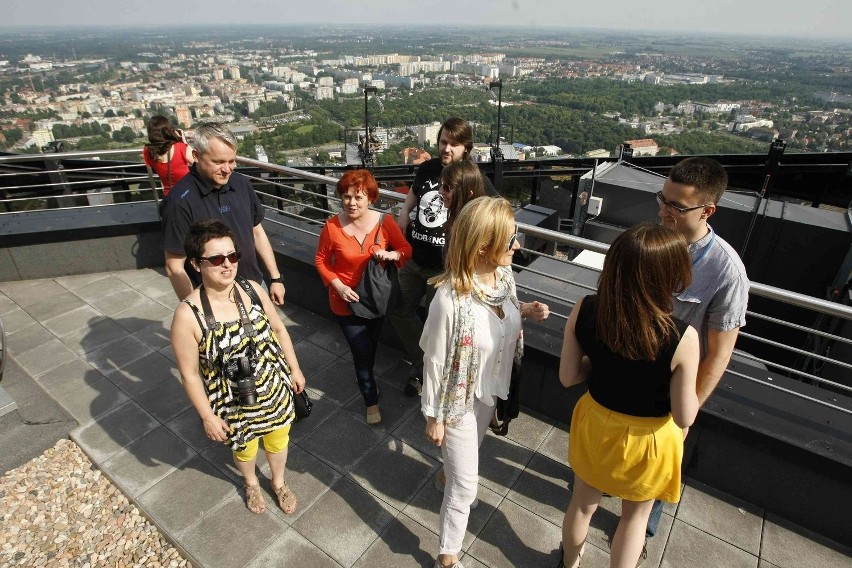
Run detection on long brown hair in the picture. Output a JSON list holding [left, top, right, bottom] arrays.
[[442, 159, 486, 231], [596, 223, 691, 361], [144, 115, 182, 162]]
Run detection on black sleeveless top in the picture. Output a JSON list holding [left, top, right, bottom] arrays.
[[575, 295, 689, 417]]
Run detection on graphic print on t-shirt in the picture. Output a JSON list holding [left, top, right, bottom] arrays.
[[417, 181, 447, 229]]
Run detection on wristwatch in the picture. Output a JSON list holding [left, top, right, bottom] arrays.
[[269, 276, 284, 284]]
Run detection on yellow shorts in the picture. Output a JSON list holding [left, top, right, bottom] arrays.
[[233, 425, 291, 462], [568, 392, 683, 503]]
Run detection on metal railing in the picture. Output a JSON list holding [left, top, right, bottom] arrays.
[[1, 149, 850, 416]]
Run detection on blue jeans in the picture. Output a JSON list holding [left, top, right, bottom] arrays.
[[336, 314, 384, 407], [646, 499, 664, 538]]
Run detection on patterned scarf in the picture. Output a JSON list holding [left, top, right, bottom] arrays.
[[437, 266, 523, 427]]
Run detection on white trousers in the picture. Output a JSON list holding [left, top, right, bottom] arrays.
[[439, 396, 494, 556]]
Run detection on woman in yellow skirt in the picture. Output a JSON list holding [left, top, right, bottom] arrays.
[[557, 223, 700, 568]]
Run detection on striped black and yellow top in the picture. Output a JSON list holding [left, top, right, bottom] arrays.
[[185, 299, 295, 452]]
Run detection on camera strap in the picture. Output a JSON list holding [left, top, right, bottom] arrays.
[[199, 284, 258, 342]]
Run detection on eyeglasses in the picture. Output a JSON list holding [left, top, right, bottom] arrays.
[[507, 229, 518, 251], [440, 182, 454, 192], [198, 251, 241, 266], [655, 191, 710, 215]]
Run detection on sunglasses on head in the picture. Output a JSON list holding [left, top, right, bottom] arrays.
[[198, 251, 241, 266]]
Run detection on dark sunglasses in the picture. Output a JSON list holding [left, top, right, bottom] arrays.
[[655, 191, 709, 214], [507, 230, 518, 251], [198, 251, 241, 266]]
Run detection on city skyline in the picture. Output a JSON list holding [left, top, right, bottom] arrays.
[[5, 0, 852, 40]]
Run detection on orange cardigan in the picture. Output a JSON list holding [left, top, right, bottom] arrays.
[[315, 214, 412, 316]]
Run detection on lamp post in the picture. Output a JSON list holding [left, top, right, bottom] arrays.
[[362, 86, 378, 168], [488, 80, 504, 188]]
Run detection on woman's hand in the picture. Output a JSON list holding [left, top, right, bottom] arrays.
[[425, 416, 445, 447], [202, 414, 231, 443], [290, 367, 306, 394], [334, 281, 359, 303], [522, 301, 550, 322], [373, 249, 400, 262]]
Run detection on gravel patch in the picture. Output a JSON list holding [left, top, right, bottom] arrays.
[[0, 439, 191, 568]]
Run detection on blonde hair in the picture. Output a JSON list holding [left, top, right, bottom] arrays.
[[430, 197, 515, 294]]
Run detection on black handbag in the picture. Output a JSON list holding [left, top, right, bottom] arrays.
[[293, 390, 313, 421], [350, 214, 403, 319], [491, 360, 522, 436]]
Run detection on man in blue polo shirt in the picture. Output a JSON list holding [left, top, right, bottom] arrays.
[[161, 122, 285, 303]]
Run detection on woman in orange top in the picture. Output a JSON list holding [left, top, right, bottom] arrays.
[[315, 170, 411, 424], [143, 115, 194, 197]]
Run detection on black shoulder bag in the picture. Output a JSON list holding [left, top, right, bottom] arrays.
[[350, 214, 403, 319]]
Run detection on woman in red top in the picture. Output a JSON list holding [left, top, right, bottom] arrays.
[[143, 115, 194, 196], [315, 170, 411, 424]]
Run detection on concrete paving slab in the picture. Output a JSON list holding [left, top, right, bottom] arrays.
[[297, 407, 384, 473], [69, 274, 132, 303], [88, 287, 149, 318], [102, 425, 196, 498], [14, 337, 81, 377], [40, 305, 105, 337], [111, 299, 174, 333], [662, 520, 758, 568], [137, 454, 236, 538], [82, 334, 154, 375], [503, 408, 555, 453], [104, 350, 178, 397], [0, 306, 36, 335], [23, 290, 87, 322], [477, 434, 535, 497], [5, 321, 53, 354], [293, 340, 339, 379], [72, 400, 160, 463], [245, 528, 341, 568], [133, 375, 192, 423], [467, 498, 562, 568], [132, 313, 175, 351], [48, 372, 131, 425], [306, 357, 364, 406], [58, 315, 129, 355], [291, 476, 396, 568], [54, 272, 112, 290], [505, 453, 573, 527], [303, 321, 350, 353], [180, 492, 289, 568], [351, 511, 440, 568], [0, 278, 66, 307], [536, 422, 570, 466], [677, 479, 763, 555], [347, 438, 440, 511], [760, 513, 852, 568]]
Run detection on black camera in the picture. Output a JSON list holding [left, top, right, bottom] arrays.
[[223, 356, 257, 406]]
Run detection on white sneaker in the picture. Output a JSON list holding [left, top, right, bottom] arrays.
[[433, 473, 479, 509]]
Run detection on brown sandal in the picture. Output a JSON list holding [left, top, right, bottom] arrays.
[[245, 483, 266, 514], [272, 481, 297, 514]]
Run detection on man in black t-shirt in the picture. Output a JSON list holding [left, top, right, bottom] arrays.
[[392, 117, 496, 395], [161, 123, 286, 303]]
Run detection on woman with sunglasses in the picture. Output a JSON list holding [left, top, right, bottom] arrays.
[[315, 169, 412, 425], [422, 197, 548, 568], [557, 223, 699, 568], [171, 219, 306, 515]]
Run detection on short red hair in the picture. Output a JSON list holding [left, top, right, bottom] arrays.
[[337, 169, 380, 203]]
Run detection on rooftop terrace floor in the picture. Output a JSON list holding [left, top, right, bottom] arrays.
[[1, 268, 850, 568]]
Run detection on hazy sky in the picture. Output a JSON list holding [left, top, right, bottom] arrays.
[[6, 0, 852, 40]]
